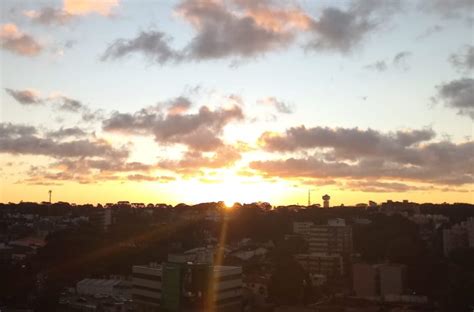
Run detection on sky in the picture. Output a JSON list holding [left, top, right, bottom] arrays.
[[0, 0, 473, 206]]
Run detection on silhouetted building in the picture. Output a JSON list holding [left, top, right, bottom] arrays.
[[443, 222, 469, 257], [322, 194, 330, 208], [353, 263, 378, 298], [353, 263, 406, 299], [294, 253, 343, 278]]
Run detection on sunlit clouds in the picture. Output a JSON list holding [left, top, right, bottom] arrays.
[[1, 0, 473, 205]]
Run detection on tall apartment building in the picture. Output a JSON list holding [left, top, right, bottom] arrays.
[[294, 253, 343, 277], [132, 261, 242, 312], [307, 223, 353, 255]]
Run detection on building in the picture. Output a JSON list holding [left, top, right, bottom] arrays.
[[294, 253, 343, 278], [76, 278, 129, 297], [353, 263, 378, 298], [443, 222, 469, 257], [90, 208, 112, 231], [293, 222, 314, 235], [132, 264, 162, 312], [379, 264, 406, 297], [322, 194, 331, 208], [307, 223, 353, 255], [467, 217, 474, 248], [132, 261, 242, 312], [353, 263, 406, 299]]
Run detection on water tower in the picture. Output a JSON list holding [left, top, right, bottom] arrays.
[[322, 194, 330, 208]]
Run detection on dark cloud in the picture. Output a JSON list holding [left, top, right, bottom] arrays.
[[103, 103, 244, 151], [449, 45, 474, 72], [46, 127, 87, 139], [177, 0, 302, 60], [0, 122, 128, 159], [345, 180, 428, 192], [250, 141, 473, 186], [307, 0, 401, 53], [307, 7, 373, 53], [5, 88, 42, 105], [259, 126, 435, 162], [251, 125, 473, 187], [0, 24, 42, 56], [24, 7, 74, 26], [101, 0, 403, 64], [101, 31, 182, 64], [434, 78, 474, 119], [54, 96, 85, 112]]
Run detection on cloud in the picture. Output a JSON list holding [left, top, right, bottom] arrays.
[[251, 125, 473, 187], [258, 125, 435, 161], [24, 7, 74, 26], [158, 145, 241, 173], [364, 51, 411, 72], [101, 30, 182, 64], [0, 23, 42, 56], [258, 97, 293, 114], [101, 0, 403, 64], [5, 88, 94, 118], [416, 24, 443, 40], [176, 0, 307, 60], [46, 127, 87, 139], [103, 101, 244, 151], [306, 0, 401, 53], [49, 95, 85, 112], [167, 96, 193, 115], [345, 180, 429, 192], [449, 45, 474, 73], [250, 141, 473, 186], [5, 88, 42, 105], [418, 0, 474, 19], [0, 122, 128, 159], [364, 60, 388, 72], [306, 7, 373, 53], [392, 51, 411, 69], [434, 78, 474, 119], [63, 0, 119, 16], [126, 174, 175, 182]]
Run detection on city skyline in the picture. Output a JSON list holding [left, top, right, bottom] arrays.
[[1, 0, 473, 205]]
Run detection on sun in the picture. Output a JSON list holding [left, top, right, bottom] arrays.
[[223, 200, 234, 209]]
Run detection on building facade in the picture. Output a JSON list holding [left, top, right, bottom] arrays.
[[294, 253, 343, 278]]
